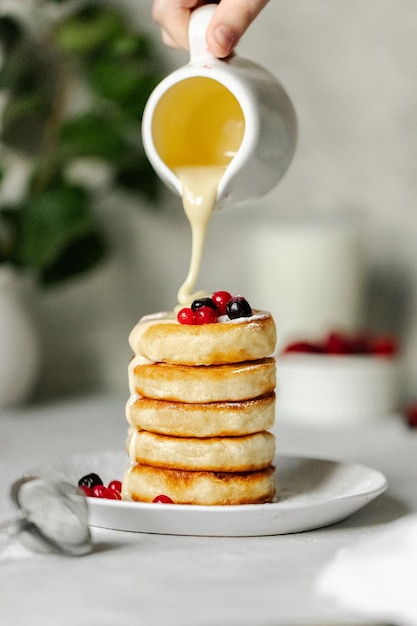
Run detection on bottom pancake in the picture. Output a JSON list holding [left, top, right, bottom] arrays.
[[122, 463, 276, 505]]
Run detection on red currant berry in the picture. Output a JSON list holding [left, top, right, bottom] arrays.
[[153, 494, 174, 503], [323, 332, 352, 355], [108, 480, 122, 493], [348, 333, 370, 355], [91, 484, 107, 498], [283, 341, 322, 354], [104, 488, 122, 500], [405, 403, 417, 428], [369, 334, 398, 357], [195, 305, 218, 324], [211, 291, 232, 316], [177, 307, 196, 325], [79, 485, 92, 497]]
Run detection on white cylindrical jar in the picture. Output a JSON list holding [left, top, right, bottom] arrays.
[[246, 217, 366, 350]]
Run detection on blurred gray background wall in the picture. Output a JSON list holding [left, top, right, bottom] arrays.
[[27, 1, 417, 400]]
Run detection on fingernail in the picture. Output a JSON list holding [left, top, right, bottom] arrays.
[[212, 25, 237, 57]]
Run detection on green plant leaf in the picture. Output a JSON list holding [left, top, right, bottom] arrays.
[[110, 32, 152, 60], [87, 56, 144, 103], [60, 113, 126, 162], [0, 1, 164, 285], [53, 4, 126, 56], [2, 95, 53, 154], [0, 15, 23, 54], [0, 205, 19, 263], [39, 231, 107, 285], [116, 154, 160, 201], [0, 35, 30, 91], [16, 182, 97, 269], [87, 61, 159, 119], [0, 25, 57, 153]]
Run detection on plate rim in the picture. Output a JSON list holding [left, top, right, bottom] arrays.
[[84, 452, 387, 513], [27, 450, 388, 535]]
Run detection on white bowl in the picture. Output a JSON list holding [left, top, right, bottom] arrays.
[[276, 353, 400, 426]]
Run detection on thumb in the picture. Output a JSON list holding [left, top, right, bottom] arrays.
[[206, 0, 269, 58]]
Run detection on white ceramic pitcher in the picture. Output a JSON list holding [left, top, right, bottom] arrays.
[[142, 4, 297, 208]]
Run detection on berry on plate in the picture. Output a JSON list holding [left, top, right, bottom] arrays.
[[108, 480, 122, 493], [104, 488, 122, 500], [153, 494, 174, 503], [91, 484, 107, 498], [77, 475, 123, 499], [78, 473, 103, 490]]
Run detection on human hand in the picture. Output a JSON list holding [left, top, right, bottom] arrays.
[[152, 0, 269, 59]]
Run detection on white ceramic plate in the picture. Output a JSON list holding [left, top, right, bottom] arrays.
[[27, 450, 387, 537]]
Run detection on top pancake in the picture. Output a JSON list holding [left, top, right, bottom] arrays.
[[129, 310, 276, 366]]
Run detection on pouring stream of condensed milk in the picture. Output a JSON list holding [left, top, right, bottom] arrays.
[[150, 75, 245, 305], [175, 165, 228, 305], [141, 4, 297, 306]]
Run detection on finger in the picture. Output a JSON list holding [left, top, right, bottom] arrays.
[[206, 0, 269, 58], [160, 28, 180, 49], [152, 0, 200, 50]]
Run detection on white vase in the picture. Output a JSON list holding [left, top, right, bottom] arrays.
[[0, 266, 40, 408]]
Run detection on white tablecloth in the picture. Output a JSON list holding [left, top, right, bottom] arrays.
[[1, 393, 416, 626]]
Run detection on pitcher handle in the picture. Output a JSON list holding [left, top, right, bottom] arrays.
[[188, 4, 217, 65]]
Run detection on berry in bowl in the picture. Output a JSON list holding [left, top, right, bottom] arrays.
[[276, 331, 400, 425]]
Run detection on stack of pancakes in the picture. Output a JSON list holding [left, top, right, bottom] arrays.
[[122, 310, 277, 505]]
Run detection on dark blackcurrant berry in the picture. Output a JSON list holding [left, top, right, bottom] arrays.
[[191, 297, 217, 312], [78, 473, 103, 489], [226, 296, 253, 319]]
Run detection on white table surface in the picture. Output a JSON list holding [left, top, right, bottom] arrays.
[[0, 393, 416, 626]]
